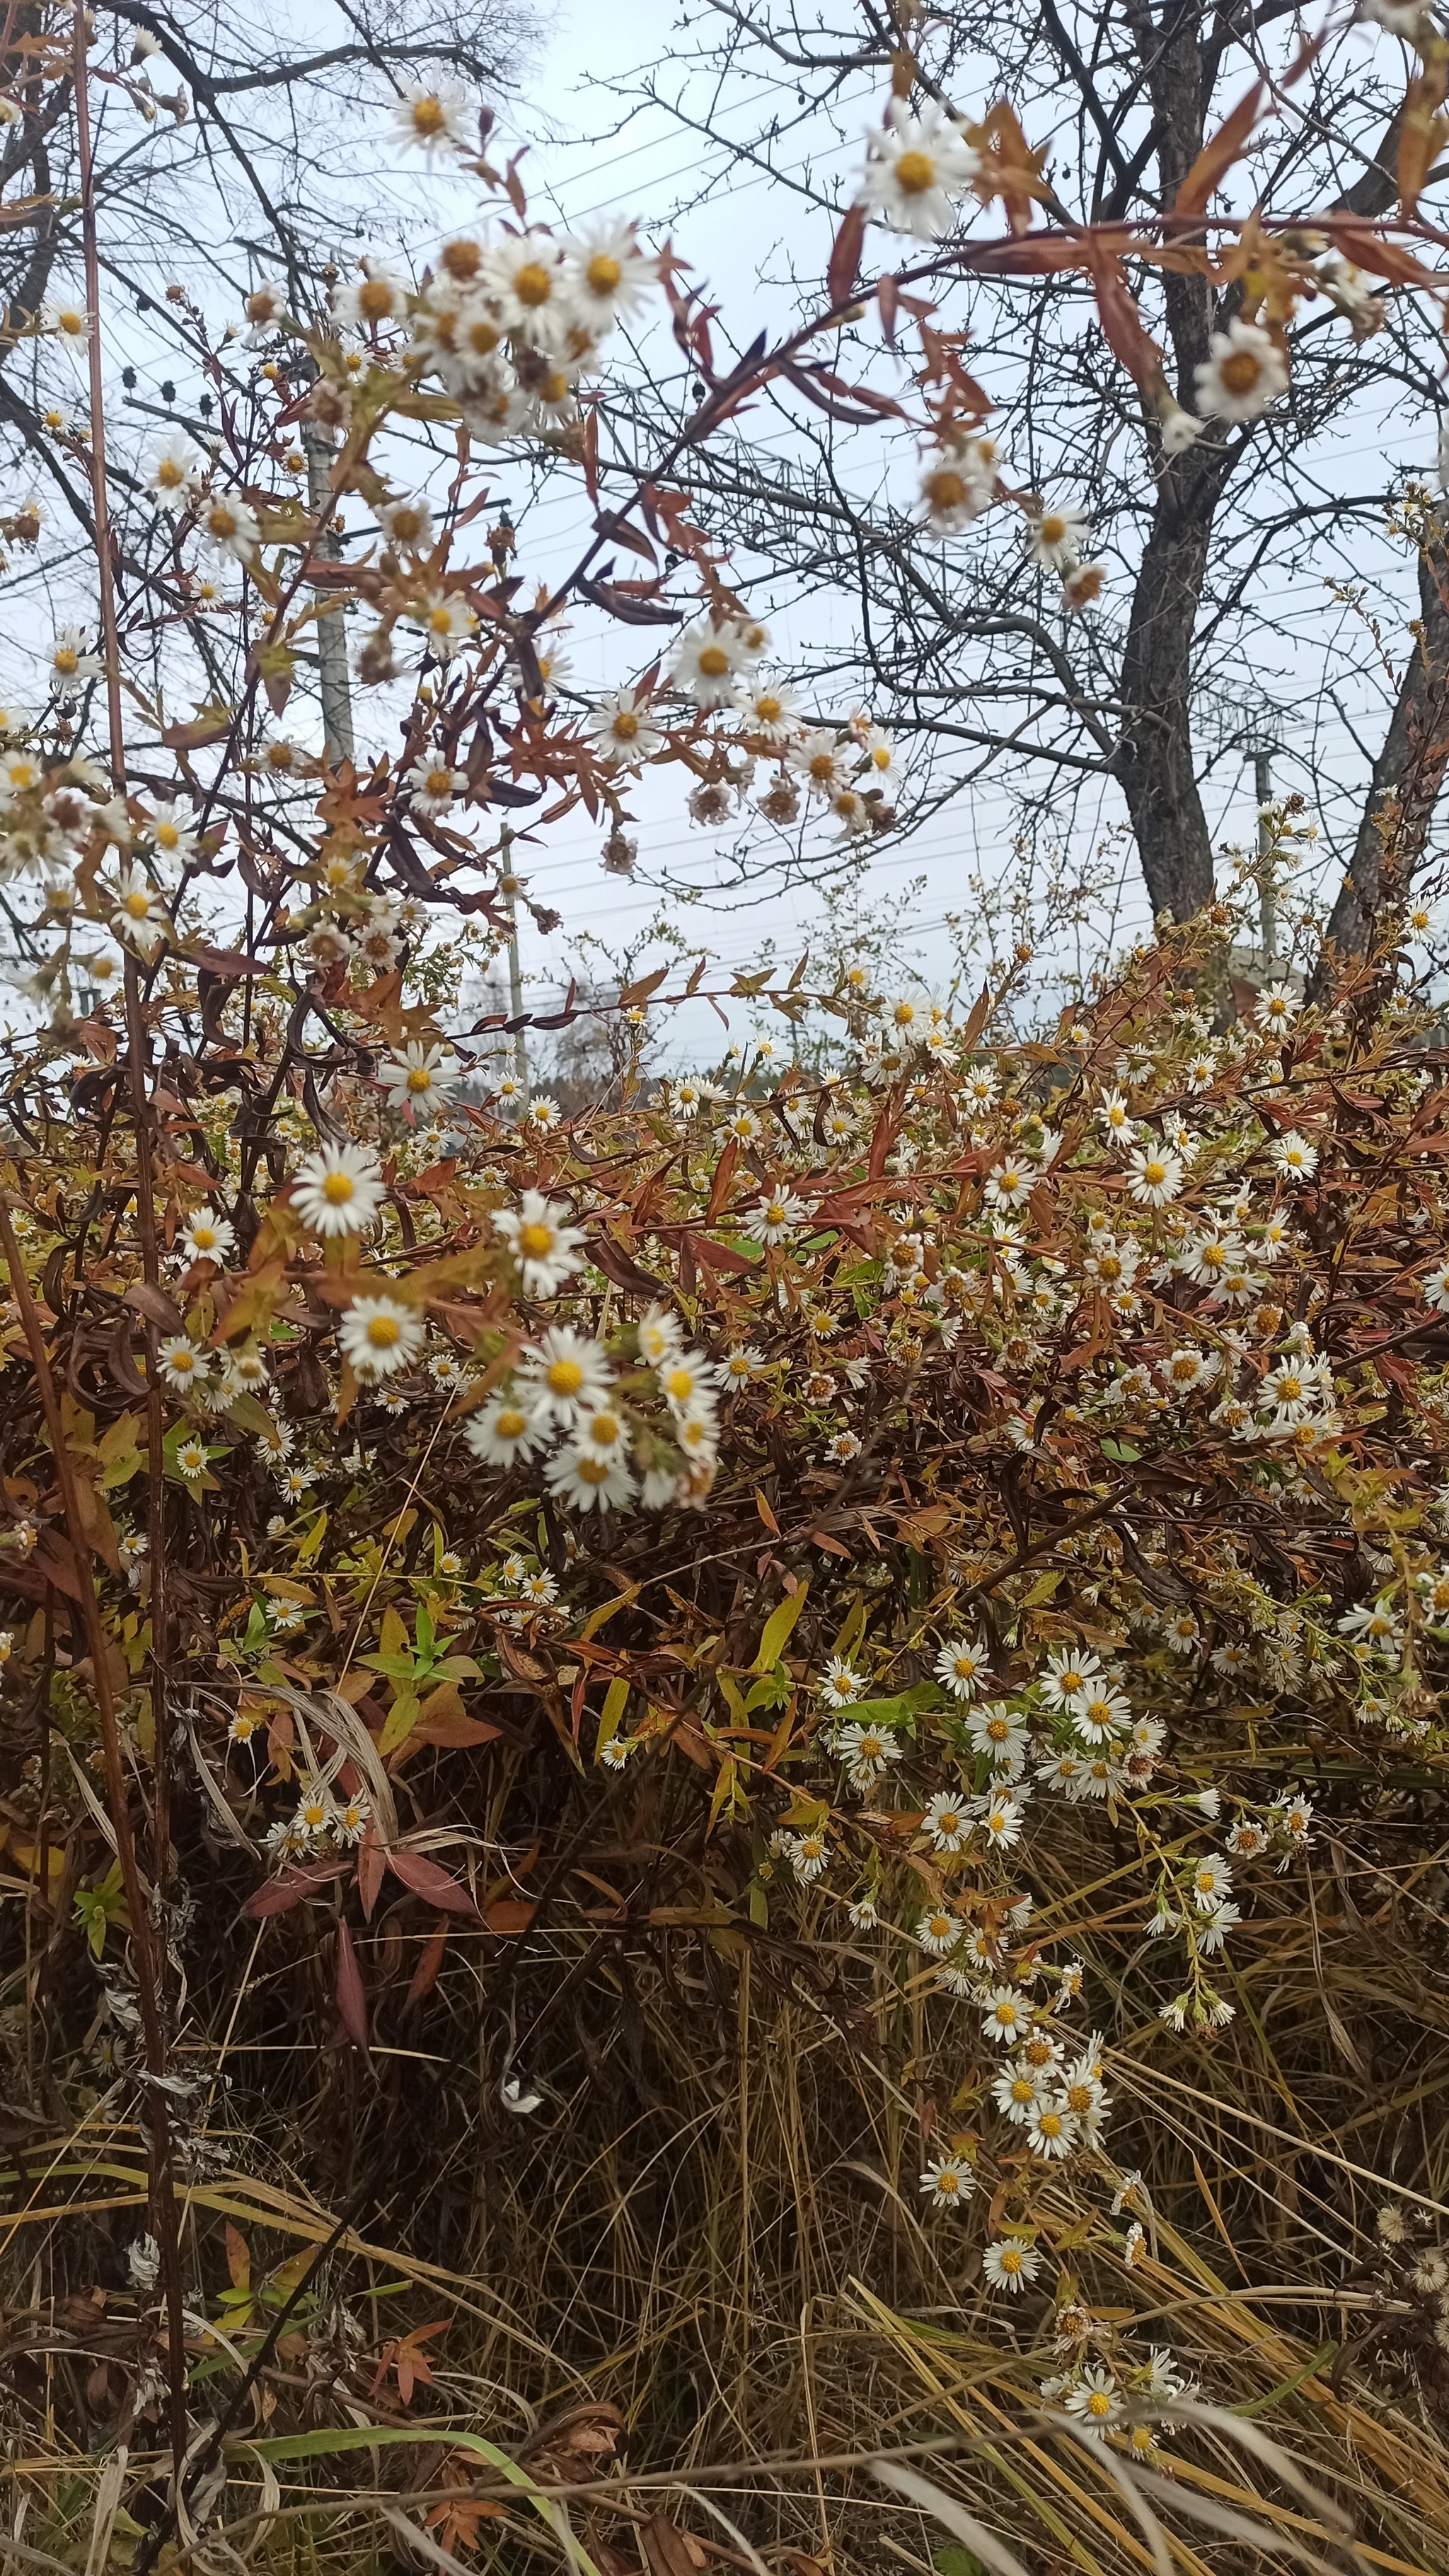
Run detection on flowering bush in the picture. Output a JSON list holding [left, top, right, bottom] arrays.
[[7, 12, 1449, 2575]]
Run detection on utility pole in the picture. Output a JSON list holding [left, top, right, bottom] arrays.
[[301, 408, 354, 767], [1253, 743, 1276, 966], [498, 823, 529, 1104]]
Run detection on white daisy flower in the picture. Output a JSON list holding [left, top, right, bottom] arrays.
[[669, 620, 748, 708], [855, 100, 979, 240], [1126, 1144, 1184, 1207], [585, 687, 664, 769], [111, 867, 169, 953], [178, 1208, 235, 1267], [156, 1335, 210, 1393], [983, 2236, 1041, 2293], [291, 1142, 386, 1238], [392, 78, 468, 155], [379, 1041, 458, 1118], [1194, 318, 1288, 423], [405, 755, 467, 817], [1027, 503, 1088, 569], [198, 492, 261, 561], [545, 1441, 637, 1512], [146, 801, 197, 864], [918, 2152, 974, 2207], [337, 1294, 425, 1381], [518, 1326, 611, 1421], [935, 1636, 989, 1699], [495, 1191, 587, 1296]]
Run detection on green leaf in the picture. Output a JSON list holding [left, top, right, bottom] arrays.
[[933, 2546, 983, 2576]]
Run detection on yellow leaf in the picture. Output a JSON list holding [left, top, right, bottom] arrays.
[[580, 1582, 640, 1641], [708, 1755, 738, 1830], [595, 1673, 630, 1758], [378, 1688, 420, 1755], [752, 1582, 809, 1675]]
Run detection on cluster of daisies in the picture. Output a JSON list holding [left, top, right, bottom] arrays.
[[224, 1704, 373, 1866], [804, 1634, 1318, 2036], [463, 1242, 729, 1513], [587, 642, 901, 842], [393, 219, 659, 448]]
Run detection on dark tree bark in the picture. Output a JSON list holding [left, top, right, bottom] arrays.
[[1322, 531, 1449, 956], [1110, 0, 1220, 919], [1114, 475, 1218, 920]]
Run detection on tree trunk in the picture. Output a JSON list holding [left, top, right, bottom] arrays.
[[1112, 0, 1218, 921], [1322, 531, 1449, 958], [1114, 485, 1216, 919]]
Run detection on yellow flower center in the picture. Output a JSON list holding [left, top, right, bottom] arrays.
[[495, 1406, 527, 1438], [937, 2170, 959, 2192], [993, 2002, 1017, 2026], [894, 148, 935, 195], [209, 507, 236, 538], [359, 277, 393, 320], [1010, 2079, 1033, 2104], [1038, 514, 1066, 545], [410, 95, 446, 135], [925, 468, 966, 511], [577, 1455, 611, 1485], [754, 694, 782, 723], [53, 646, 78, 675], [1086, 2390, 1112, 2418], [366, 1314, 400, 1347], [1143, 1160, 1166, 1186], [514, 261, 553, 307], [1219, 349, 1262, 396], [391, 506, 425, 540], [587, 1412, 620, 1445], [321, 1171, 356, 1205], [587, 253, 623, 294], [192, 1226, 215, 1250], [664, 1366, 694, 1400], [1039, 2112, 1062, 2137], [545, 1357, 583, 1396], [1000, 2247, 1022, 2273], [613, 709, 640, 739], [697, 643, 729, 678], [123, 891, 150, 919], [406, 1064, 433, 1091], [519, 1222, 555, 1259], [808, 752, 835, 781]]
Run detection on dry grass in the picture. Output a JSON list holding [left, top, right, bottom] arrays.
[[7, 1760, 1449, 2576]]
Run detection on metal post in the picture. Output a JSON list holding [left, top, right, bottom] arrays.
[[1254, 746, 1276, 965], [499, 823, 529, 1103], [302, 419, 354, 766]]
